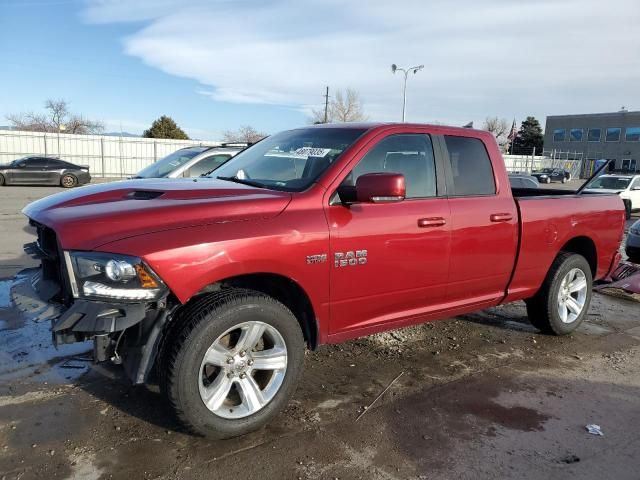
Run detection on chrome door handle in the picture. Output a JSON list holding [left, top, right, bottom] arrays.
[[418, 217, 446, 228], [490, 213, 513, 222]]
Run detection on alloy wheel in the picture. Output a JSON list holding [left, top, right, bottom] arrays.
[[198, 321, 287, 419], [557, 268, 588, 323]]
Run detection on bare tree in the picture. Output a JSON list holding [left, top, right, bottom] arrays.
[[6, 99, 104, 134], [310, 88, 368, 123], [222, 125, 267, 144], [483, 116, 509, 150]]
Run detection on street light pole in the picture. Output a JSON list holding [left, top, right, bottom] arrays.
[[391, 64, 424, 122]]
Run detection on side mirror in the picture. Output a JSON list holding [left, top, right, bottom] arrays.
[[356, 173, 406, 203]]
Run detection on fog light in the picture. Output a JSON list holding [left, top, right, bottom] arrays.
[[105, 260, 136, 282]]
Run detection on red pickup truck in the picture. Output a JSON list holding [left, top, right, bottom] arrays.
[[23, 123, 625, 438]]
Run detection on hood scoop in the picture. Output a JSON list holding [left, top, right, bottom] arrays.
[[126, 190, 164, 200]]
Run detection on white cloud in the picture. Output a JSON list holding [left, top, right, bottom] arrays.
[[83, 0, 640, 126]]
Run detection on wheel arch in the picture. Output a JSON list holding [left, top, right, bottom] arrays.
[[189, 273, 319, 350], [559, 236, 597, 277]]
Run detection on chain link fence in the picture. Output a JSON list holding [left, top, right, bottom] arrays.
[[503, 147, 587, 179], [0, 130, 220, 177]]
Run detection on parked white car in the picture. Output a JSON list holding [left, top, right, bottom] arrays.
[[132, 144, 248, 179], [583, 174, 640, 218]]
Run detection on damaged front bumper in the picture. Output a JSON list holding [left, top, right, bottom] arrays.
[[18, 264, 172, 385]]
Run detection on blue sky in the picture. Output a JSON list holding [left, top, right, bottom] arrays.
[[1, 0, 639, 140]]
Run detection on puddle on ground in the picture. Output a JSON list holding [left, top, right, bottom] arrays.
[[0, 273, 92, 385], [0, 279, 11, 308]]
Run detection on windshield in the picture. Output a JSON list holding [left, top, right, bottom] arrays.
[[135, 147, 208, 178], [586, 176, 631, 190], [212, 127, 368, 191]]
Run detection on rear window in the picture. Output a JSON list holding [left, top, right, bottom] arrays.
[[444, 136, 496, 196]]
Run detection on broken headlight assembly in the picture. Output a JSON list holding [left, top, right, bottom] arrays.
[[64, 251, 167, 301]]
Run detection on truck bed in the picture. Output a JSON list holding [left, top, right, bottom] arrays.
[[504, 191, 624, 303]]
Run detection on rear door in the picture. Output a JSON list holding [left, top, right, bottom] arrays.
[[25, 157, 51, 183], [439, 134, 518, 307], [326, 132, 451, 336]]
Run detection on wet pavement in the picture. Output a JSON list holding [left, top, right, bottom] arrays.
[[1, 185, 640, 480]]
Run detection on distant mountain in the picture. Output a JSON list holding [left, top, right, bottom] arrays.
[[102, 132, 140, 138]]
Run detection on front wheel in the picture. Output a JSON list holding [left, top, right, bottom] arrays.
[[0, 173, 5, 186], [161, 289, 305, 438], [525, 252, 592, 335]]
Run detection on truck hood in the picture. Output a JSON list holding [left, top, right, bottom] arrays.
[[23, 178, 292, 250]]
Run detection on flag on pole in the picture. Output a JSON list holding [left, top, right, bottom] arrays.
[[507, 118, 517, 142], [507, 118, 517, 154]]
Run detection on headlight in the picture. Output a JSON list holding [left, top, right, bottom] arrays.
[[64, 251, 166, 301]]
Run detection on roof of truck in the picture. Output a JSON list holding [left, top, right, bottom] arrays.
[[305, 122, 485, 134]]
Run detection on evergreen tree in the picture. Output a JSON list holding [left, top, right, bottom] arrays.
[[143, 116, 189, 140], [511, 116, 543, 154]]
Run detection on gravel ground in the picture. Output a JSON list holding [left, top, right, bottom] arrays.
[[1, 182, 639, 480]]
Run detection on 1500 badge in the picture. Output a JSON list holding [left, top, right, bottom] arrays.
[[334, 250, 367, 267]]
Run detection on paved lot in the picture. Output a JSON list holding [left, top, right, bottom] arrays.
[[1, 182, 640, 480]]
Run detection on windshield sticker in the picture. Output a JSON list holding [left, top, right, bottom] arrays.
[[265, 147, 332, 159]]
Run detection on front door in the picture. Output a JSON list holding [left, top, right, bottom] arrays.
[[12, 158, 49, 184], [326, 133, 451, 337]]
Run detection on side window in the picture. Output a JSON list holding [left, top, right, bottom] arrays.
[[443, 136, 496, 196], [349, 134, 437, 198], [185, 154, 231, 177], [48, 159, 65, 169], [28, 158, 48, 168]]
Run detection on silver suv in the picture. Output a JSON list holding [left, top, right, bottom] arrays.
[[132, 144, 247, 179]]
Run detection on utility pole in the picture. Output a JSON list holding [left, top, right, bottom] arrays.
[[391, 64, 424, 122], [323, 86, 330, 124]]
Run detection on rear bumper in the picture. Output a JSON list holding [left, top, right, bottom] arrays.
[[76, 171, 91, 184]]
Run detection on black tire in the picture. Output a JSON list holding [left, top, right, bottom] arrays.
[[561, 177, 567, 184], [525, 252, 592, 335], [0, 173, 4, 186], [623, 200, 632, 220], [626, 248, 640, 264], [160, 289, 305, 438], [60, 174, 77, 188]]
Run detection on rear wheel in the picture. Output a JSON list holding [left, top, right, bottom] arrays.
[[561, 177, 567, 184], [546, 177, 551, 184], [60, 174, 77, 188], [160, 289, 304, 438], [0, 173, 4, 186], [525, 252, 592, 335]]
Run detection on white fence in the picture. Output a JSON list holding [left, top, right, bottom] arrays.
[[0, 130, 220, 177]]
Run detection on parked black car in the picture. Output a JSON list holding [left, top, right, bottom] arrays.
[[0, 156, 91, 187], [531, 168, 571, 184]]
